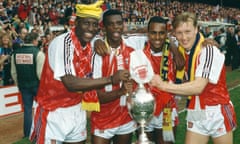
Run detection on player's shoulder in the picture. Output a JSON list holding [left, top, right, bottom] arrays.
[[202, 44, 219, 51], [201, 44, 224, 57], [49, 32, 71, 46]]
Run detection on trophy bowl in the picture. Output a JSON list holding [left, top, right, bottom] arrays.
[[127, 84, 155, 144]]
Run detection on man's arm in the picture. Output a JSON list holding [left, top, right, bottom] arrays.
[[61, 75, 111, 92], [97, 80, 133, 104], [150, 75, 208, 96], [151, 45, 224, 96], [60, 69, 130, 93]]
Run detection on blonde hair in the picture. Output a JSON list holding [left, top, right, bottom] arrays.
[[172, 12, 198, 29], [0, 30, 13, 48]]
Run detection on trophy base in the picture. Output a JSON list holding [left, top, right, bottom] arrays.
[[135, 140, 154, 144], [135, 130, 154, 144]]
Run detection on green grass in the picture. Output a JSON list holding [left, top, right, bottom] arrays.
[[13, 137, 30, 144], [226, 70, 240, 84], [14, 70, 240, 144], [232, 87, 240, 144]]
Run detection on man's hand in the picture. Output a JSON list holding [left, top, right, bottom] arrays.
[[94, 39, 109, 56], [202, 38, 219, 48], [112, 70, 130, 85], [149, 74, 165, 90], [121, 80, 134, 96]]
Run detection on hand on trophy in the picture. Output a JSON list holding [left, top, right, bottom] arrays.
[[121, 80, 134, 96], [149, 74, 165, 90], [112, 70, 130, 85]]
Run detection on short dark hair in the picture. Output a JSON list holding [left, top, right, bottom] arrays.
[[148, 16, 168, 30], [220, 28, 225, 33], [102, 9, 122, 26], [24, 32, 39, 43]]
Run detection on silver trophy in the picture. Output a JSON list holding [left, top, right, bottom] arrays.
[[128, 50, 155, 144]]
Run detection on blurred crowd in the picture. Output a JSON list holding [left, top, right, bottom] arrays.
[[0, 0, 240, 86]]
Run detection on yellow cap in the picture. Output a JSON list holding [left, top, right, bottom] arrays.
[[75, 0, 104, 20]]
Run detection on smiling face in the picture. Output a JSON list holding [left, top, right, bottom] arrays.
[[172, 12, 198, 51], [104, 15, 123, 47], [174, 21, 198, 51], [75, 17, 99, 47], [148, 22, 167, 53]]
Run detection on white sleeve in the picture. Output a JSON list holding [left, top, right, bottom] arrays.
[[10, 55, 18, 85], [92, 52, 102, 79], [36, 51, 45, 79], [195, 45, 225, 84], [123, 35, 148, 50], [48, 34, 76, 81]]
